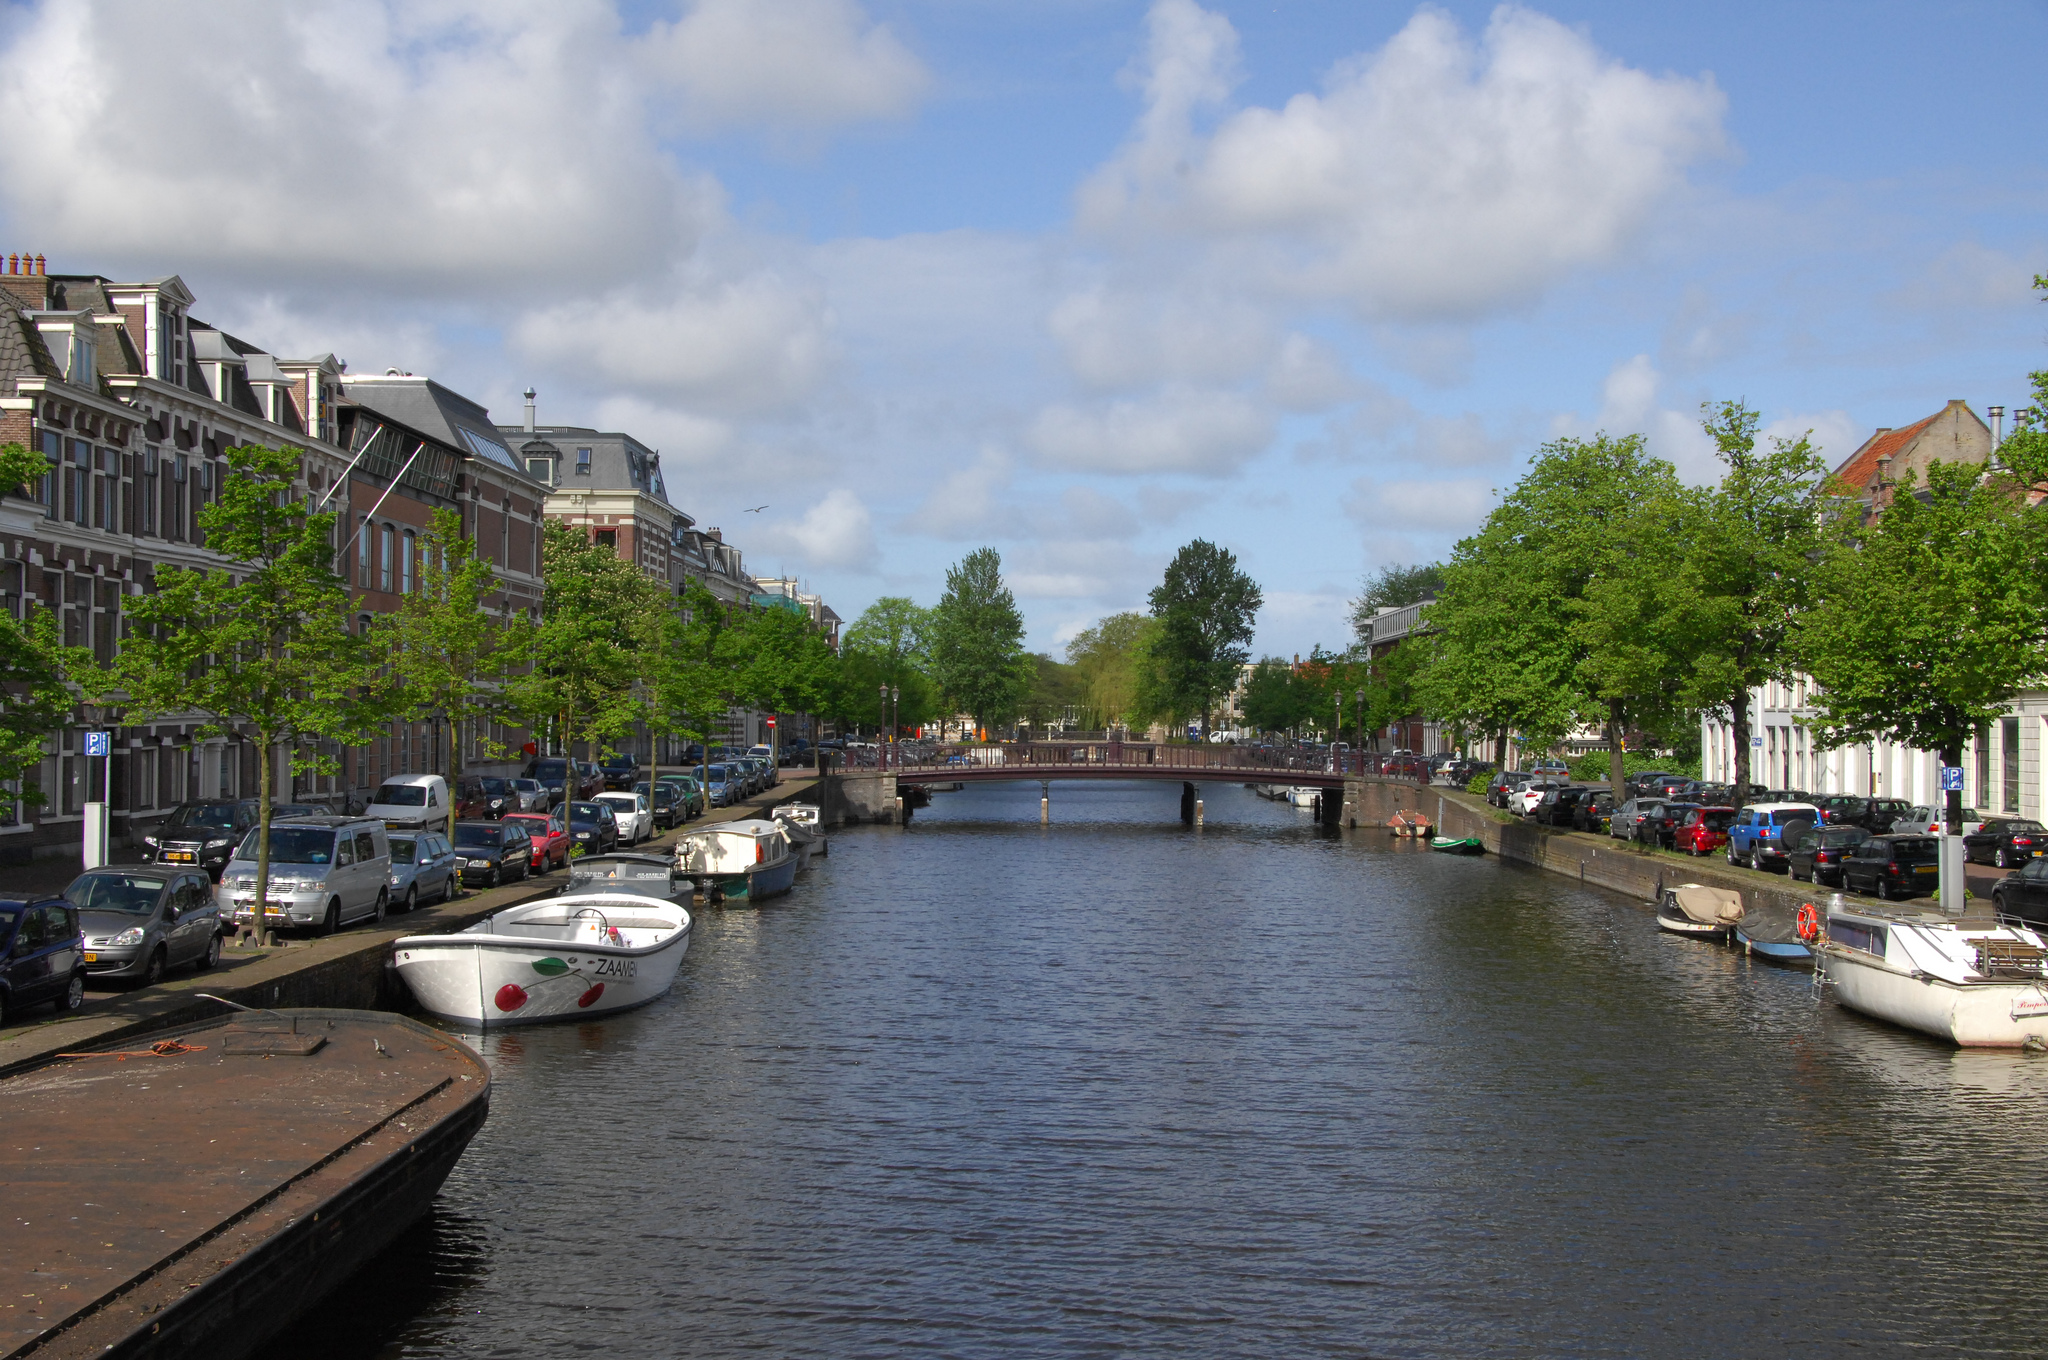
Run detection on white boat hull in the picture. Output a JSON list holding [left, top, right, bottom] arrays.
[[1656, 909, 1729, 939], [394, 895, 691, 1028], [1821, 945, 2048, 1047]]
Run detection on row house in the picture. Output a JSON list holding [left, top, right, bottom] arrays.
[[0, 255, 543, 861]]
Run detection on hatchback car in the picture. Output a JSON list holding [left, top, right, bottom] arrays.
[[595, 792, 654, 846], [523, 757, 575, 809], [451, 820, 533, 888], [1840, 834, 1940, 900], [1786, 824, 1872, 887], [598, 754, 640, 790], [657, 774, 706, 818], [703, 763, 736, 807], [1673, 806, 1736, 857], [454, 775, 520, 820], [503, 810, 571, 873], [0, 897, 86, 1022], [1486, 772, 1520, 808], [566, 801, 621, 856], [1573, 791, 1617, 835], [509, 778, 549, 812], [1964, 818, 2045, 868], [1891, 805, 1984, 837], [1532, 786, 1592, 827], [635, 780, 687, 830], [387, 831, 458, 911], [67, 868, 221, 983], [141, 799, 258, 879], [1642, 801, 1703, 850], [1512, 781, 1563, 817], [1611, 797, 1664, 839], [1989, 858, 2048, 927], [222, 817, 393, 935]]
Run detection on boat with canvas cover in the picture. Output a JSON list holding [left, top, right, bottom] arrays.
[[1656, 884, 1745, 939], [1734, 916, 1814, 965], [392, 892, 691, 1027], [1818, 905, 2048, 1047], [674, 819, 799, 904]]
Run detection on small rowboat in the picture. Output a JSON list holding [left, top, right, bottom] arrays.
[[393, 892, 692, 1028], [1429, 836, 1485, 855], [1388, 810, 1434, 838], [1734, 922, 1814, 965], [1656, 884, 1745, 939]]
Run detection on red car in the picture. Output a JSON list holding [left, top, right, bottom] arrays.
[[502, 810, 570, 873], [1673, 806, 1736, 856]]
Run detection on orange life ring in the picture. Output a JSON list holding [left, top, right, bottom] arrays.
[[1796, 902, 1821, 943]]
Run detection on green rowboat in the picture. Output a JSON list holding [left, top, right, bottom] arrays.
[[1429, 836, 1485, 855]]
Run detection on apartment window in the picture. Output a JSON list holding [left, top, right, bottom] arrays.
[[37, 431, 58, 516], [2003, 717, 2022, 813], [527, 457, 552, 484], [401, 529, 416, 594], [575, 447, 591, 474], [357, 516, 372, 588], [169, 454, 188, 541], [595, 528, 617, 554], [500, 511, 509, 566], [142, 447, 159, 536], [379, 524, 394, 592]]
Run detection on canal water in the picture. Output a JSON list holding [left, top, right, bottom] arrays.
[[265, 781, 2048, 1358]]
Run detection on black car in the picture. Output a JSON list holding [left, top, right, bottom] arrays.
[[1840, 834, 1940, 900], [0, 896, 86, 1023], [1486, 772, 1521, 808], [1964, 818, 2045, 869], [1573, 790, 1618, 835], [1990, 858, 2048, 927], [142, 799, 260, 880], [523, 757, 574, 809], [1786, 824, 1871, 886], [567, 801, 620, 857], [450, 821, 533, 889], [634, 780, 686, 830], [598, 754, 639, 791], [1642, 801, 1704, 849], [1534, 786, 1593, 827], [1646, 776, 1700, 801]]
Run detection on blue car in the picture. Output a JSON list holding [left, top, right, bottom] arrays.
[[1725, 802, 1823, 873], [0, 896, 87, 1024], [704, 763, 734, 806]]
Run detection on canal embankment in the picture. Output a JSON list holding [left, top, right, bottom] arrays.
[[0, 776, 824, 1075]]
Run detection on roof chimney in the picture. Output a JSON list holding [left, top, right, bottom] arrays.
[[523, 387, 536, 434], [1990, 404, 2005, 449], [1875, 454, 1892, 487]]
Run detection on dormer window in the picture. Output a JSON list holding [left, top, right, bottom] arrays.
[[575, 447, 592, 474], [527, 457, 553, 485]]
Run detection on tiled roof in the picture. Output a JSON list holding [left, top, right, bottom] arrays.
[[0, 308, 60, 385], [1832, 412, 1941, 492]]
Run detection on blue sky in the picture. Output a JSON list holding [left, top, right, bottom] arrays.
[[2, 0, 2043, 658]]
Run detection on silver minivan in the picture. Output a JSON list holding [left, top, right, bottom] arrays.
[[222, 815, 392, 935]]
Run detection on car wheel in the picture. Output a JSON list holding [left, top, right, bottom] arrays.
[[372, 889, 388, 923], [1997, 847, 2013, 869], [1726, 844, 1740, 865], [402, 886, 417, 913], [196, 933, 222, 971], [488, 864, 501, 889], [1876, 877, 1893, 901], [1751, 848, 1767, 872], [140, 947, 166, 988], [60, 971, 85, 1012], [318, 899, 340, 936]]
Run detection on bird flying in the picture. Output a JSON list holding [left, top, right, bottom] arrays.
[[745, 505, 768, 513]]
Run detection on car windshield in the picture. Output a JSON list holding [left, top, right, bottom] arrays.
[[237, 827, 337, 863], [706, 765, 728, 782], [389, 838, 418, 865], [63, 874, 167, 914], [1892, 839, 1939, 862], [570, 803, 611, 824], [454, 825, 505, 847], [512, 780, 540, 792], [1699, 810, 1735, 829], [165, 803, 238, 831], [477, 778, 512, 794], [373, 783, 427, 807], [1820, 828, 1868, 845], [532, 760, 569, 779], [2008, 821, 2046, 833]]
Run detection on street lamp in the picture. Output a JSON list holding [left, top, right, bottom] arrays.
[[890, 686, 900, 756], [1354, 689, 1365, 774]]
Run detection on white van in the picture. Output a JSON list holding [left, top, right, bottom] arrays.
[[365, 774, 449, 829]]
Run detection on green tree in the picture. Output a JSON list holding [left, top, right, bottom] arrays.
[[735, 600, 839, 756], [1796, 458, 2048, 829], [1017, 653, 1085, 733], [504, 522, 646, 761], [0, 443, 97, 802], [927, 548, 1029, 738], [1240, 657, 1312, 734], [656, 582, 751, 792], [1348, 562, 1443, 647], [118, 443, 385, 944], [1064, 611, 1154, 731], [382, 508, 528, 842], [1673, 400, 1839, 798], [1146, 539, 1263, 733], [841, 596, 937, 734]]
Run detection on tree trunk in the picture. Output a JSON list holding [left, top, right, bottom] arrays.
[[253, 729, 275, 948], [1607, 699, 1627, 795], [1729, 685, 1751, 799], [446, 717, 460, 843]]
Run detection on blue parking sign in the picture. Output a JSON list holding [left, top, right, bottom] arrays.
[[84, 731, 109, 758], [1940, 766, 1964, 793]]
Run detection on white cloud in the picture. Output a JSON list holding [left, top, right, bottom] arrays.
[[750, 487, 878, 571], [912, 447, 1012, 536], [1029, 386, 1274, 475], [1265, 334, 1358, 411], [641, 0, 929, 135], [1081, 2, 1728, 322], [1342, 476, 1496, 533], [1048, 284, 1277, 391]]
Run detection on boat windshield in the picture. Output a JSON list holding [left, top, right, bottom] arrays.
[[63, 874, 167, 915]]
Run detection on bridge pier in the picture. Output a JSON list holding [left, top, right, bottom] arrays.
[[1040, 780, 1049, 825], [1180, 781, 1195, 826], [1319, 787, 1343, 829]]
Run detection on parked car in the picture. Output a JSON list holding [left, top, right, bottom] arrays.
[[222, 816, 393, 935], [1611, 797, 1665, 840], [1642, 801, 1704, 850], [1486, 772, 1521, 808], [509, 778, 549, 812], [523, 757, 576, 809], [566, 801, 621, 856], [452, 775, 523, 820], [1840, 834, 1941, 900], [65, 868, 220, 984], [703, 763, 736, 806], [1527, 759, 1570, 778], [1672, 806, 1737, 857], [1623, 771, 1675, 798], [1891, 805, 1985, 837], [502, 810, 571, 873], [1989, 858, 2048, 926], [1647, 776, 1701, 801], [386, 831, 458, 910], [0, 896, 86, 1021], [575, 762, 606, 799], [451, 820, 533, 889], [141, 799, 260, 879], [658, 774, 706, 819], [635, 780, 687, 830], [598, 753, 639, 791], [595, 791, 654, 846], [1786, 824, 1871, 887], [1725, 803, 1822, 873], [1964, 818, 2046, 869], [364, 774, 450, 829], [747, 749, 781, 788], [1533, 786, 1593, 827], [1512, 781, 1563, 817], [1573, 790, 1618, 835], [1692, 783, 1737, 807]]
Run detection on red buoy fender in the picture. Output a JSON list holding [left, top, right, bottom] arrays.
[[1796, 902, 1821, 943]]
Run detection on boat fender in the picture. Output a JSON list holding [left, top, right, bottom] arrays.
[[1796, 903, 1821, 943], [2023, 1035, 2048, 1056]]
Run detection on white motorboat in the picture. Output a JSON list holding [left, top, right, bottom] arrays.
[[675, 819, 799, 904], [392, 892, 691, 1028], [1656, 884, 1745, 939], [773, 803, 828, 863], [1818, 906, 2048, 1047], [561, 852, 690, 900], [1287, 787, 1320, 807]]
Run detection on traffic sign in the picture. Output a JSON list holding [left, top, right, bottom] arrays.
[[767, 717, 776, 728], [1940, 766, 1965, 793], [84, 731, 109, 758], [1751, 736, 1763, 748]]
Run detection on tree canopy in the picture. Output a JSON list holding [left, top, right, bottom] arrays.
[[1145, 539, 1262, 731], [927, 548, 1028, 737]]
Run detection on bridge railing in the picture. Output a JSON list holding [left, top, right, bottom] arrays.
[[887, 741, 1356, 778]]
